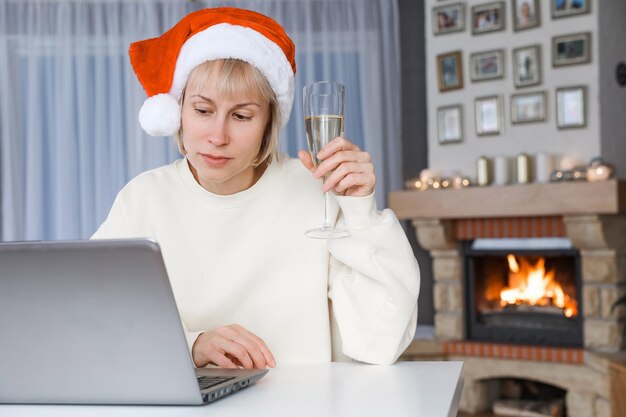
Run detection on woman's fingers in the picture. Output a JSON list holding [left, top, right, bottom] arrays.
[[223, 325, 276, 369], [330, 170, 375, 194], [219, 335, 257, 369], [192, 324, 275, 369], [317, 146, 376, 197], [200, 332, 254, 369], [299, 137, 377, 197], [239, 326, 276, 368], [323, 163, 375, 195], [316, 137, 360, 160], [314, 150, 371, 180]]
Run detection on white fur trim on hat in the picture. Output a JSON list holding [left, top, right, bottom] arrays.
[[139, 93, 181, 137], [171, 23, 295, 127]]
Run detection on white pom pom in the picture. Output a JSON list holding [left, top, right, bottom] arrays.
[[138, 94, 181, 137]]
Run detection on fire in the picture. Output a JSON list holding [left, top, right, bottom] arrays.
[[500, 255, 578, 317]]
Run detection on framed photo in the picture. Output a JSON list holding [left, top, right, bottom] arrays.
[[513, 0, 540, 31], [513, 45, 542, 88], [471, 2, 505, 35], [437, 105, 463, 144], [552, 32, 591, 67], [475, 95, 503, 136], [470, 49, 504, 82], [437, 51, 464, 92], [552, 0, 590, 19], [511, 91, 547, 124], [556, 86, 586, 129], [433, 3, 465, 35]]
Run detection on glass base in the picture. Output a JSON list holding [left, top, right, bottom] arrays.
[[305, 227, 351, 239]]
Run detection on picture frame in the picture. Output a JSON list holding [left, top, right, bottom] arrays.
[[437, 51, 464, 92], [513, 45, 542, 88], [513, 0, 540, 31], [475, 95, 503, 136], [437, 105, 463, 144], [551, 0, 590, 19], [552, 32, 591, 67], [511, 91, 547, 124], [471, 2, 505, 35], [470, 49, 505, 82], [556, 86, 586, 129], [433, 3, 465, 35]]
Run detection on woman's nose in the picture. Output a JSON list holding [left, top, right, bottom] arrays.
[[208, 117, 229, 146]]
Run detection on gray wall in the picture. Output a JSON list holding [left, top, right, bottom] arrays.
[[599, 0, 626, 176], [399, 0, 433, 325]]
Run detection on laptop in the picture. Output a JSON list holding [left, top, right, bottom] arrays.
[[0, 239, 267, 405]]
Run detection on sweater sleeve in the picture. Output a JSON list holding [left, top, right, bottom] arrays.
[[327, 193, 420, 365]]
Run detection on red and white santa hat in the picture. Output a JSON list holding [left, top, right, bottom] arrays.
[[129, 7, 296, 137]]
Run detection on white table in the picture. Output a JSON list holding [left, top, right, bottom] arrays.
[[0, 361, 463, 417]]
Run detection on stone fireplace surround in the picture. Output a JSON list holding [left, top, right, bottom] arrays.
[[390, 180, 626, 417]]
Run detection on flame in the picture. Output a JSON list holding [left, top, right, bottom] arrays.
[[507, 254, 520, 273], [500, 255, 578, 318]]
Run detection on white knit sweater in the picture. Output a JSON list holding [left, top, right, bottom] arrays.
[[92, 156, 420, 365]]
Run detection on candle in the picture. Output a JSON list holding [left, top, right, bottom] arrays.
[[587, 165, 611, 182], [452, 176, 470, 189], [535, 153, 553, 183], [405, 178, 423, 190], [550, 169, 564, 182], [587, 158, 614, 182], [493, 156, 509, 186], [476, 156, 491, 186], [516, 153, 531, 184]]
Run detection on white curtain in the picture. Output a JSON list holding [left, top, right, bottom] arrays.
[[0, 0, 402, 241]]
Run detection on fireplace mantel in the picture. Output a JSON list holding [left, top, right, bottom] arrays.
[[389, 179, 626, 220]]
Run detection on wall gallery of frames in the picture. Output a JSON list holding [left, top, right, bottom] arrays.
[[422, 0, 620, 181], [433, 0, 591, 145]]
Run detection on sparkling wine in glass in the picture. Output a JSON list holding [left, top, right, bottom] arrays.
[[303, 81, 350, 239]]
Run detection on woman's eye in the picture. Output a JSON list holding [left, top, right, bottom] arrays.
[[234, 113, 251, 121], [194, 108, 211, 115]]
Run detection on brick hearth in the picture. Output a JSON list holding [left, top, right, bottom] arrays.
[[443, 341, 584, 364]]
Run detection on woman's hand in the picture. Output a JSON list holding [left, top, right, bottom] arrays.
[[298, 137, 376, 197], [192, 324, 276, 369]]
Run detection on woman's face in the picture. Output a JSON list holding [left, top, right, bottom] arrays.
[[181, 68, 270, 195]]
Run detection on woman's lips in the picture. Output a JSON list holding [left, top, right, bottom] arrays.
[[200, 153, 232, 167]]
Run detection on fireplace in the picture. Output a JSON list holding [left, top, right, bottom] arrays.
[[389, 180, 626, 417], [465, 241, 583, 347]]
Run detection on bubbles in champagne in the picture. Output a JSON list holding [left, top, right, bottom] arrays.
[[304, 115, 344, 166]]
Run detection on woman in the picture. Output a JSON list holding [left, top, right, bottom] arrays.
[[93, 7, 419, 369]]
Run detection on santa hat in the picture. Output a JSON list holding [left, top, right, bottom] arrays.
[[129, 7, 296, 137]]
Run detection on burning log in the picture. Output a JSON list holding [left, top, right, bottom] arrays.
[[497, 255, 578, 318]]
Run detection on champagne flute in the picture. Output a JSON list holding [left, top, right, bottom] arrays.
[[303, 81, 350, 239]]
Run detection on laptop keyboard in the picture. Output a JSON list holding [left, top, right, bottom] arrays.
[[197, 375, 235, 390]]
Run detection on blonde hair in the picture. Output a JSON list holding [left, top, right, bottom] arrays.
[[177, 59, 281, 167]]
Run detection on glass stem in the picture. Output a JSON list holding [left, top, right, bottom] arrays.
[[322, 191, 332, 230]]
